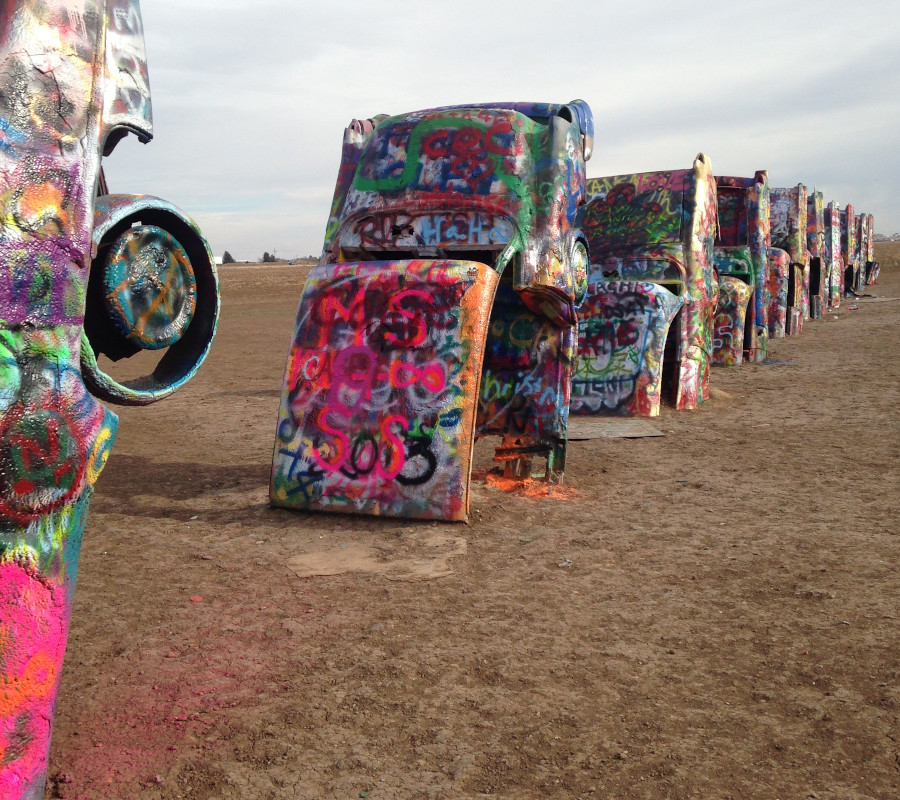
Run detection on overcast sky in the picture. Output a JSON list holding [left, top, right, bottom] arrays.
[[103, 0, 900, 262]]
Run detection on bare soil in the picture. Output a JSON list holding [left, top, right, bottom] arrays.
[[46, 246, 899, 799]]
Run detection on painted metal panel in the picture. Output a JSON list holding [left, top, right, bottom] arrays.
[[572, 280, 682, 416], [713, 276, 754, 366], [271, 260, 498, 522]]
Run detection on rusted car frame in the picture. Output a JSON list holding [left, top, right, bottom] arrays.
[[271, 101, 593, 520]]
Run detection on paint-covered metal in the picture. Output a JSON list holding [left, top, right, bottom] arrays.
[[83, 194, 220, 405], [769, 185, 809, 325], [275, 101, 593, 518], [572, 280, 682, 416], [271, 260, 497, 521], [840, 204, 857, 295], [576, 155, 718, 412], [0, 3, 218, 796], [853, 213, 869, 292], [766, 247, 790, 339], [823, 202, 843, 308], [713, 171, 770, 365], [806, 190, 826, 319], [321, 104, 591, 318], [713, 276, 755, 366], [864, 213, 879, 284]]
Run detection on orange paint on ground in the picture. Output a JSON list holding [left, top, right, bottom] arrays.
[[476, 470, 580, 500]]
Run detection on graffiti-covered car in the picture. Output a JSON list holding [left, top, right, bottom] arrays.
[[854, 212, 875, 290], [824, 202, 843, 308], [271, 101, 593, 521], [571, 155, 717, 416], [864, 213, 879, 284], [769, 185, 808, 334], [806, 189, 827, 319], [0, 2, 219, 796], [712, 170, 770, 365], [840, 204, 858, 295], [855, 213, 867, 293]]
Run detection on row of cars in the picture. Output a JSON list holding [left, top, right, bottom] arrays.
[[270, 99, 879, 524], [0, 6, 878, 787], [575, 168, 879, 409]]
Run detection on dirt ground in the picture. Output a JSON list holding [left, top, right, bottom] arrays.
[[45, 245, 899, 800]]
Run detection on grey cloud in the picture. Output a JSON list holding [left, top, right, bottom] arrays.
[[101, 0, 900, 259]]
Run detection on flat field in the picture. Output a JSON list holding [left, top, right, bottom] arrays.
[[47, 245, 899, 799]]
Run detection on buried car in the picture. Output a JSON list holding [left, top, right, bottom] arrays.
[[712, 170, 770, 365], [864, 213, 879, 284], [271, 101, 593, 521], [769, 185, 808, 334], [840, 204, 858, 296], [570, 155, 717, 416], [0, 2, 219, 797], [824, 202, 844, 308], [806, 189, 827, 319]]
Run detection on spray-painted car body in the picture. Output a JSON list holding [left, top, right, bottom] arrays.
[[769, 185, 808, 334], [272, 101, 593, 520], [855, 213, 869, 291], [806, 189, 827, 319], [712, 171, 770, 365], [865, 214, 879, 284], [766, 247, 790, 339], [840, 204, 858, 295], [856, 214, 866, 291], [0, 3, 218, 796], [571, 155, 717, 415], [824, 202, 843, 308]]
